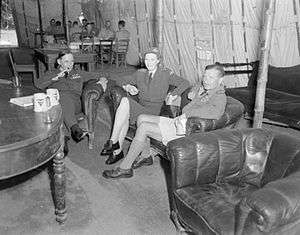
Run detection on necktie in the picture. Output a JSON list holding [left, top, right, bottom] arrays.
[[64, 71, 69, 79], [148, 72, 152, 86]]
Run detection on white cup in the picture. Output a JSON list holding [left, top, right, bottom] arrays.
[[33, 93, 50, 112], [46, 88, 60, 106]]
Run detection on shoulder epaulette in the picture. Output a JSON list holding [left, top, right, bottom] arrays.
[[162, 67, 174, 75]]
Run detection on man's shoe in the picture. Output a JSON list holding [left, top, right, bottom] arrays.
[[101, 140, 120, 156], [105, 151, 124, 165], [102, 167, 133, 179], [132, 156, 153, 169], [71, 124, 87, 143]]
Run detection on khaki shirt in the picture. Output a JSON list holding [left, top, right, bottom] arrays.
[[182, 84, 226, 119]]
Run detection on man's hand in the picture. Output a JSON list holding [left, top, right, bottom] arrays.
[[174, 114, 187, 135], [122, 84, 139, 95], [97, 77, 108, 91], [52, 70, 67, 81], [188, 85, 205, 100]]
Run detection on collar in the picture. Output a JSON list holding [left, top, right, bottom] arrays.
[[206, 84, 224, 96], [148, 68, 158, 77]]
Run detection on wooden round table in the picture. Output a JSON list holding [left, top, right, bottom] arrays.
[[0, 84, 67, 223]]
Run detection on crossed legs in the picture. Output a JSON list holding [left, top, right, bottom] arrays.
[[119, 114, 162, 169]]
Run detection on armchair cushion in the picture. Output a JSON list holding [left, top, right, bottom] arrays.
[[175, 182, 258, 234]]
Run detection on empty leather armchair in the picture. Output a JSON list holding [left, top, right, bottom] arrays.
[[167, 128, 300, 234], [107, 84, 245, 159]]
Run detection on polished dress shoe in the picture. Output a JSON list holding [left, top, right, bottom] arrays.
[[71, 124, 87, 143], [105, 151, 124, 165], [132, 156, 153, 169], [101, 140, 120, 156], [102, 167, 133, 179]]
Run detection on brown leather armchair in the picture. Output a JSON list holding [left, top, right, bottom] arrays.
[[108, 84, 245, 159], [167, 128, 300, 234]]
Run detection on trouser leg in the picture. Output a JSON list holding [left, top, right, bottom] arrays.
[[59, 92, 82, 130], [119, 122, 162, 169]]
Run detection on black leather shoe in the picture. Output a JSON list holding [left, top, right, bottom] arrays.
[[105, 151, 124, 165], [71, 124, 87, 143], [102, 167, 133, 179], [132, 156, 153, 169], [101, 140, 120, 156]]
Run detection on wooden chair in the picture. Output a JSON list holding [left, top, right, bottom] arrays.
[[110, 39, 129, 67], [98, 39, 113, 68], [8, 49, 37, 87], [81, 37, 95, 53]]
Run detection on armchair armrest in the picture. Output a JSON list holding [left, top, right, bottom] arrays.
[[82, 79, 104, 114], [185, 96, 245, 135], [237, 172, 300, 233], [185, 117, 215, 134], [167, 132, 221, 190], [82, 79, 105, 149]]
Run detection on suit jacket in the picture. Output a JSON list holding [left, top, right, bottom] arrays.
[[116, 66, 190, 107]]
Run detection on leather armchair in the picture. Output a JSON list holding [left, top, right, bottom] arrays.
[[167, 128, 300, 234], [81, 79, 105, 149], [108, 84, 245, 159]]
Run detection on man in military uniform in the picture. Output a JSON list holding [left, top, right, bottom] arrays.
[[36, 51, 106, 143]]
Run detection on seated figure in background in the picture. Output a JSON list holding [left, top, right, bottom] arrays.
[[35, 51, 106, 143], [45, 18, 56, 35], [98, 47, 190, 166], [81, 23, 98, 40], [70, 21, 81, 42], [98, 20, 115, 40], [54, 20, 64, 35], [102, 63, 227, 179], [114, 20, 130, 41]]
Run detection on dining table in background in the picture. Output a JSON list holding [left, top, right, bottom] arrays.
[[34, 48, 98, 78]]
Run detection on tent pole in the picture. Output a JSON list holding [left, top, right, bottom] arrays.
[[253, 0, 276, 128], [37, 0, 44, 48], [62, 0, 69, 44], [133, 0, 141, 54], [156, 0, 164, 60]]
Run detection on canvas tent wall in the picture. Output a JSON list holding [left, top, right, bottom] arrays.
[[11, 0, 300, 87]]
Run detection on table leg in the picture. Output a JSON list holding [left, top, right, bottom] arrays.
[[38, 60, 44, 79], [88, 62, 95, 72], [53, 147, 67, 223]]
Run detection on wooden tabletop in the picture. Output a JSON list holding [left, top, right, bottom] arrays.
[[0, 84, 63, 179]]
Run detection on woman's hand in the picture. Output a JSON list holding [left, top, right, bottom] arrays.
[[97, 77, 108, 91], [123, 84, 139, 95], [187, 90, 195, 100], [165, 93, 179, 105]]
